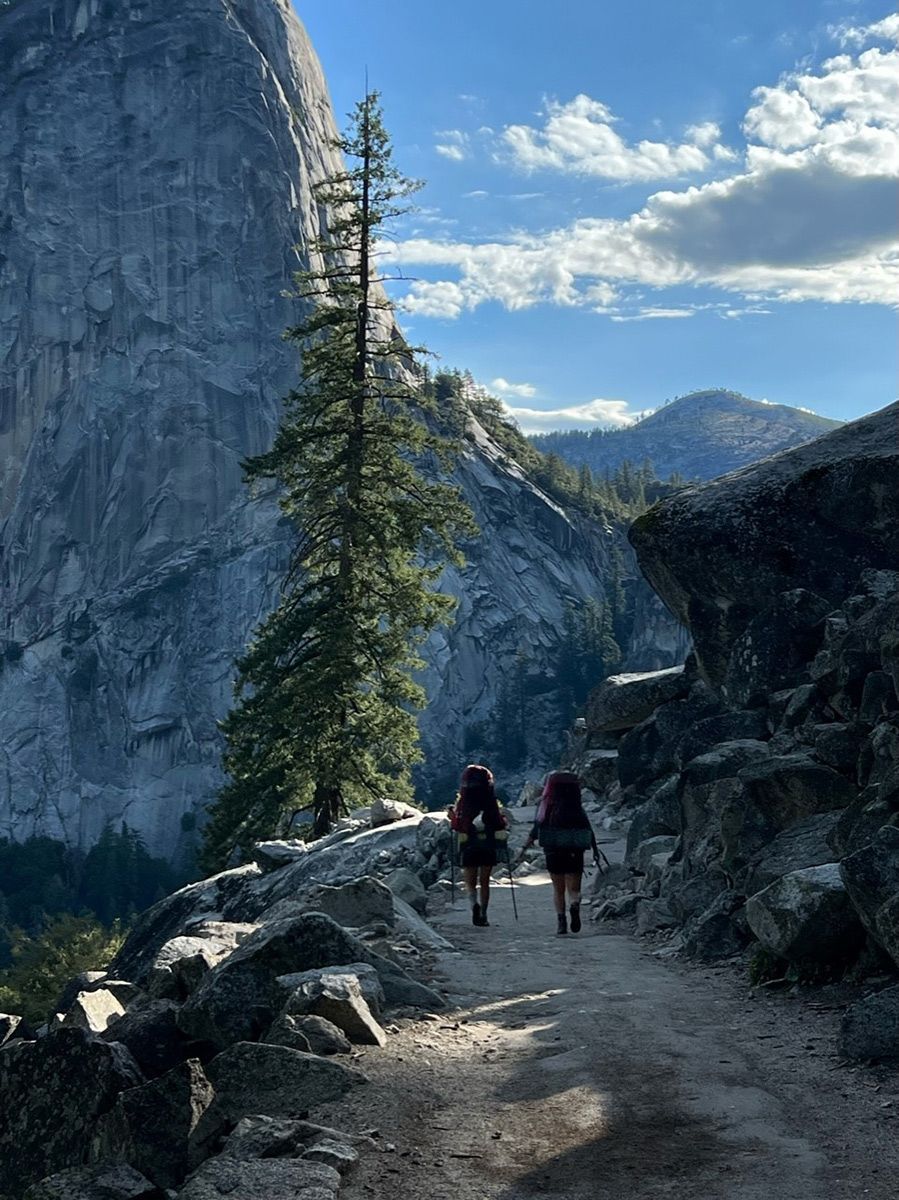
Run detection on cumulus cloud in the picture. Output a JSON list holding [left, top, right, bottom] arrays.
[[387, 25, 899, 314], [502, 398, 641, 434], [491, 378, 538, 398], [435, 130, 470, 161], [500, 95, 736, 180]]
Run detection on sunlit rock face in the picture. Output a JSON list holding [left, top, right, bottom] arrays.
[[0, 0, 621, 855]]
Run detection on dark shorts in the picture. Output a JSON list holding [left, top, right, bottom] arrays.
[[545, 847, 585, 876], [459, 841, 499, 868]]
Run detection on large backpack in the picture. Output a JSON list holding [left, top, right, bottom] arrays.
[[537, 773, 592, 849]]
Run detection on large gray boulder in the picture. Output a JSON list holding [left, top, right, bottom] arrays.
[[177, 1156, 340, 1200], [62, 990, 125, 1034], [0, 1028, 143, 1199], [23, 1165, 160, 1200], [745, 864, 864, 967], [100, 1000, 193, 1079], [385, 868, 428, 916], [278, 964, 384, 1020], [742, 812, 842, 896], [203, 1043, 365, 1124], [838, 985, 899, 1063], [585, 667, 688, 732], [629, 402, 899, 690], [280, 973, 386, 1047], [177, 913, 441, 1048], [617, 683, 724, 791], [91, 1060, 217, 1190], [145, 936, 236, 1001], [840, 826, 899, 943]]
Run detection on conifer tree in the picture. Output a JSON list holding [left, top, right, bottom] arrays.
[[202, 94, 474, 867]]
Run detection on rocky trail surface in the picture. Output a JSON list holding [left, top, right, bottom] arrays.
[[322, 859, 899, 1200]]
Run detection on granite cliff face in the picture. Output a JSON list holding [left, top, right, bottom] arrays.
[[0, 0, 619, 856]]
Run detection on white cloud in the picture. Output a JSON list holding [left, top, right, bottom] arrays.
[[835, 14, 899, 47], [435, 129, 469, 161], [388, 26, 899, 314], [503, 398, 641, 434], [463, 189, 489, 199], [490, 377, 537, 398], [500, 94, 737, 181], [610, 307, 696, 322]]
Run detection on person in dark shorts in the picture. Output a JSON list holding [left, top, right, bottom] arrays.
[[448, 764, 508, 927], [523, 771, 597, 936]]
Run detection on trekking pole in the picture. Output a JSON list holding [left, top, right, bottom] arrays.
[[506, 846, 519, 921], [450, 830, 456, 906]]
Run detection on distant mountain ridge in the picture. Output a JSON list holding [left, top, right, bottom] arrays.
[[530, 390, 842, 482]]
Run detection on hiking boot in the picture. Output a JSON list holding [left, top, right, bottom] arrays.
[[556, 912, 568, 936], [478, 906, 490, 927], [570, 904, 582, 934], [471, 902, 482, 927]]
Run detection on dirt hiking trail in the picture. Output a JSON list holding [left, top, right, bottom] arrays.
[[321, 851, 899, 1199]]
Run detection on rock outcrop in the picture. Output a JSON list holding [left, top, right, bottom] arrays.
[[0, 0, 620, 857], [586, 404, 899, 1056], [0, 806, 463, 1198]]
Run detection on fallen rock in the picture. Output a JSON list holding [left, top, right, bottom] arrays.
[[177, 1155, 340, 1200], [385, 867, 428, 916], [742, 811, 842, 896], [0, 1014, 23, 1047], [0, 1028, 143, 1199], [746, 864, 864, 967], [302, 1138, 358, 1174], [838, 985, 899, 1063], [585, 666, 688, 732], [145, 937, 235, 1002], [23, 1165, 160, 1200], [203, 1042, 365, 1124], [251, 841, 309, 872], [265, 1012, 355, 1056], [370, 797, 420, 827], [592, 894, 641, 921], [54, 974, 109, 1019], [178, 913, 440, 1048], [62, 990, 125, 1034], [277, 962, 384, 1019], [100, 1000, 193, 1079], [279, 974, 386, 1047], [91, 1060, 217, 1190], [840, 826, 899, 940]]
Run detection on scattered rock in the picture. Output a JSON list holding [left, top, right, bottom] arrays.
[[0, 1028, 143, 1199], [266, 1013, 350, 1056], [838, 984, 899, 1063], [628, 836, 677, 875], [91, 1060, 217, 1190], [145, 937, 235, 1002], [277, 963, 384, 1020], [302, 1138, 358, 1174], [280, 973, 386, 1046], [746, 864, 864, 967], [203, 1042, 366, 1125], [62, 990, 125, 1034], [23, 1165, 160, 1200], [177, 1155, 340, 1200]]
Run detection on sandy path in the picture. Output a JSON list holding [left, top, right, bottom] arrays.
[[322, 855, 899, 1200]]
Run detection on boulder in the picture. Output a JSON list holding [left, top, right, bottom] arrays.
[[265, 1014, 351, 1056], [840, 826, 899, 940], [746, 864, 864, 967], [681, 740, 770, 785], [683, 891, 751, 962], [585, 666, 688, 732], [0, 1028, 143, 1199], [178, 1156, 340, 1200], [385, 868, 428, 916], [625, 789, 679, 856], [635, 898, 678, 935], [99, 1000, 192, 1078], [859, 671, 898, 725], [811, 722, 867, 775], [62, 990, 125, 1034], [577, 749, 620, 795], [629, 401, 899, 688], [617, 683, 723, 791], [280, 973, 386, 1047], [251, 841, 308, 873], [676, 710, 769, 768], [628, 836, 677, 876], [838, 985, 899, 1063], [370, 798, 420, 827], [667, 875, 728, 925], [277, 963, 384, 1020], [23, 1165, 160, 1200], [145, 936, 235, 1002], [742, 812, 842, 896], [830, 774, 899, 858], [222, 1115, 372, 1162], [54, 973, 109, 1018], [302, 877, 396, 928], [0, 1014, 23, 1047], [874, 893, 899, 969], [91, 1060, 217, 1190], [203, 1043, 365, 1125], [593, 894, 641, 921], [302, 1139, 358, 1175], [177, 913, 440, 1049]]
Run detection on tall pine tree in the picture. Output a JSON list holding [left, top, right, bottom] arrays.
[[202, 94, 474, 866]]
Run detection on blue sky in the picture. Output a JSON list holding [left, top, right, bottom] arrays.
[[299, 1, 897, 431]]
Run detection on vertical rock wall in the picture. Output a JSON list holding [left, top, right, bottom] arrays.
[[0, 0, 619, 855]]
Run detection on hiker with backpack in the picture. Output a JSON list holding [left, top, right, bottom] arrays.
[[522, 771, 598, 936], [447, 764, 509, 927]]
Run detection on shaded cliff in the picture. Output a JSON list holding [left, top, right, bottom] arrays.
[[0, 0, 618, 855]]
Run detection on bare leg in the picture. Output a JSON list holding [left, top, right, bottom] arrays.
[[551, 873, 567, 913], [567, 869, 584, 932], [478, 864, 492, 911], [463, 866, 478, 910]]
